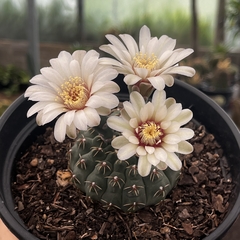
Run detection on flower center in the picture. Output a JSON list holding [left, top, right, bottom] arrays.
[[59, 76, 89, 110], [135, 121, 164, 146], [133, 52, 158, 71]]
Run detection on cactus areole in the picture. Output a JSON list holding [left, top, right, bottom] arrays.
[[69, 115, 180, 213]]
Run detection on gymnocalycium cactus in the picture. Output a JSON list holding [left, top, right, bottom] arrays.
[[25, 25, 195, 213], [69, 89, 194, 212]]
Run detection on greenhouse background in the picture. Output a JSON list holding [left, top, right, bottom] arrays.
[[0, 0, 239, 72], [0, 0, 240, 115]]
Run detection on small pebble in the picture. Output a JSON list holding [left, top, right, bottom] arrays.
[[47, 159, 54, 165], [30, 158, 38, 167], [18, 201, 24, 211], [56, 170, 72, 187]]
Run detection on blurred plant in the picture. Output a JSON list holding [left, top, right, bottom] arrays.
[[0, 65, 29, 95], [180, 44, 239, 91], [70, 42, 97, 52], [0, 0, 26, 40], [0, 0, 212, 47], [0, 98, 12, 116], [38, 0, 78, 43], [227, 0, 240, 38], [106, 9, 212, 47], [206, 58, 238, 90]]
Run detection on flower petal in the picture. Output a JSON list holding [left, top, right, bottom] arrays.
[[66, 122, 77, 139], [124, 74, 142, 85], [176, 128, 195, 140], [41, 107, 66, 125], [129, 118, 139, 128], [147, 153, 160, 166], [139, 25, 151, 50], [173, 109, 193, 126], [63, 110, 76, 126], [54, 115, 67, 142], [162, 142, 178, 152], [73, 110, 88, 130], [136, 146, 146, 155], [165, 103, 182, 121], [157, 161, 168, 170], [83, 107, 100, 127], [140, 102, 154, 122], [165, 152, 182, 171], [165, 121, 180, 134], [123, 101, 138, 119], [161, 120, 171, 129], [145, 146, 155, 154], [117, 143, 137, 160], [119, 33, 138, 57], [138, 155, 152, 177], [177, 141, 193, 154], [163, 134, 181, 144], [148, 76, 165, 91], [27, 102, 51, 117], [130, 91, 145, 113], [107, 116, 132, 132], [163, 48, 194, 68], [129, 136, 139, 144], [161, 75, 174, 87], [96, 107, 111, 116], [112, 136, 129, 149], [154, 147, 167, 162], [154, 105, 167, 122], [152, 90, 166, 109], [164, 66, 195, 77], [86, 93, 119, 109]]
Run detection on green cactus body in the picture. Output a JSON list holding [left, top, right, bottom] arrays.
[[69, 117, 180, 212]]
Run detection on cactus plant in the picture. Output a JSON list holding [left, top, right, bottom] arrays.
[[69, 114, 180, 212], [24, 25, 195, 214]]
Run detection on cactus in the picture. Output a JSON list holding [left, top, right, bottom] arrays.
[[69, 115, 180, 213]]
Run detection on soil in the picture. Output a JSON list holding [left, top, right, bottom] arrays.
[[11, 122, 234, 240]]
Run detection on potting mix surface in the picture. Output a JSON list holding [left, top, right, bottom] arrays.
[[11, 122, 234, 240]]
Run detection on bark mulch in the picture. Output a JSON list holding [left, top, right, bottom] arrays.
[[12, 122, 234, 240]]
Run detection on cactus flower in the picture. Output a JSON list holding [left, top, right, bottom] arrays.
[[107, 90, 194, 177], [100, 25, 195, 94], [25, 50, 120, 142]]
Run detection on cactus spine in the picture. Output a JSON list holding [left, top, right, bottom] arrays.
[[69, 115, 180, 213]]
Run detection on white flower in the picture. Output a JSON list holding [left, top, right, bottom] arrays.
[[107, 90, 194, 177], [100, 25, 195, 93], [25, 50, 120, 142]]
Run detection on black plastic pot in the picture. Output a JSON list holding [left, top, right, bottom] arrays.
[[1, 78, 240, 240], [199, 84, 234, 111]]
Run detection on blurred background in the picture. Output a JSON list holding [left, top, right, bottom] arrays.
[[1, 0, 240, 127]]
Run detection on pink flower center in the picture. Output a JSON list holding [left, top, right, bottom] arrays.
[[135, 121, 164, 146]]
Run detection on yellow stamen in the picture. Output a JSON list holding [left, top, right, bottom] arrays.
[[58, 76, 89, 110], [136, 121, 163, 146], [133, 52, 158, 71]]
